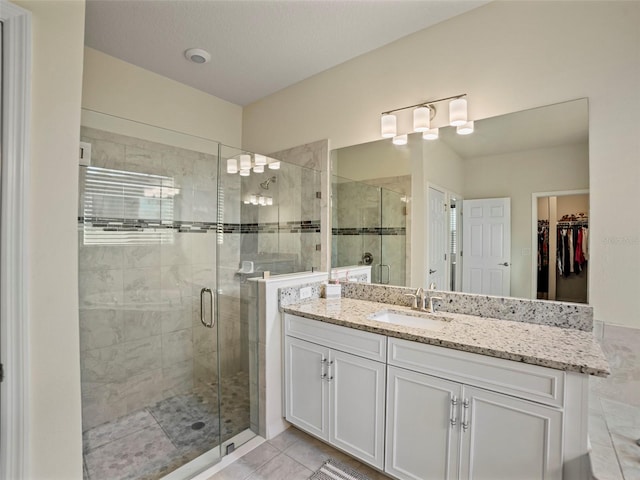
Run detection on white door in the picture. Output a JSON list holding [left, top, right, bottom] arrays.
[[329, 350, 386, 469], [459, 386, 563, 480], [284, 337, 330, 440], [462, 198, 511, 296], [427, 186, 447, 290], [385, 366, 461, 480]]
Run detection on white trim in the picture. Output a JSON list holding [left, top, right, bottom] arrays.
[[530, 189, 589, 300], [1, 2, 32, 479], [424, 182, 463, 291]]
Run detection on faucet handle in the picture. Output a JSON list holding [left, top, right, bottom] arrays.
[[404, 293, 418, 309]]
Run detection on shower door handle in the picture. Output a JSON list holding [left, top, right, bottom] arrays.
[[200, 287, 214, 328], [380, 264, 391, 284]]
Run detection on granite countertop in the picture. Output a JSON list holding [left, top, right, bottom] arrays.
[[282, 297, 610, 377]]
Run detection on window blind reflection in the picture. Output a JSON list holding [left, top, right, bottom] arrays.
[[81, 166, 177, 245]]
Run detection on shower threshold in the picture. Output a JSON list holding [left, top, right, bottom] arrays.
[[163, 429, 258, 480]]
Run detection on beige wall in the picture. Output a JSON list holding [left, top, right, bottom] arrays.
[[243, 1, 640, 328], [82, 47, 243, 147], [464, 143, 589, 298], [334, 137, 412, 181], [13, 0, 86, 477]]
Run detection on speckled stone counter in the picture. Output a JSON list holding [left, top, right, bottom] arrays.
[[282, 297, 610, 377]]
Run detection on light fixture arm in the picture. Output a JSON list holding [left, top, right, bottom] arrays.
[[381, 93, 466, 116]]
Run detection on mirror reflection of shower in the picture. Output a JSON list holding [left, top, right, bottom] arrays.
[[260, 176, 277, 190]]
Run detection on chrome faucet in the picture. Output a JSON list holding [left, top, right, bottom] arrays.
[[405, 287, 426, 310]]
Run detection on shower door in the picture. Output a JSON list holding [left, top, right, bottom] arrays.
[[78, 118, 232, 480]]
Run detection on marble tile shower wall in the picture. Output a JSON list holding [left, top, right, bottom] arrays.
[[332, 181, 407, 286], [239, 159, 322, 273], [79, 127, 243, 430]]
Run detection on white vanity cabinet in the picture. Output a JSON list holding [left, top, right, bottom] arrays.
[[283, 314, 590, 480], [386, 338, 564, 480], [284, 314, 387, 468]]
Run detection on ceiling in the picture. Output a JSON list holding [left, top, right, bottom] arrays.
[[84, 0, 489, 106]]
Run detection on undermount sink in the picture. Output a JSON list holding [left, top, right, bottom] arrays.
[[368, 309, 451, 330]]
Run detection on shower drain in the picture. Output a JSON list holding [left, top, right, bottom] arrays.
[[191, 421, 205, 430]]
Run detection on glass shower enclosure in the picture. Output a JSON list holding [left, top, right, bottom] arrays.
[[77, 111, 320, 480], [331, 175, 408, 286]]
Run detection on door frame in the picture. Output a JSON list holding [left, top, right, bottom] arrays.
[[530, 189, 589, 300], [1, 2, 32, 479], [424, 182, 463, 290]]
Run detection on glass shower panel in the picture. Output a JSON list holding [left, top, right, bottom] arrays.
[[331, 176, 382, 277], [77, 115, 251, 480], [380, 187, 408, 286]]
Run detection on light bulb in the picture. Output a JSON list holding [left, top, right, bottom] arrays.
[[381, 114, 397, 138], [413, 106, 430, 132], [266, 197, 273, 206], [457, 120, 474, 135], [254, 154, 267, 166], [250, 194, 258, 205], [258, 196, 266, 206], [253, 164, 264, 173], [239, 169, 250, 176], [268, 160, 280, 170], [392, 134, 408, 146], [449, 98, 467, 126], [226, 158, 238, 174], [239, 154, 251, 170], [423, 128, 439, 140]]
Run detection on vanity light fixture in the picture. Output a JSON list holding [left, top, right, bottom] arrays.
[[423, 128, 439, 140], [449, 98, 468, 126], [381, 114, 397, 138], [413, 105, 432, 132], [457, 120, 474, 135], [239, 154, 251, 171], [392, 134, 408, 146], [381, 94, 470, 141], [226, 154, 281, 177], [227, 158, 238, 174]]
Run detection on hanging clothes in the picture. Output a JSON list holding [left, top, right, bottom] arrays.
[[537, 222, 549, 296], [556, 222, 588, 278], [568, 228, 574, 274]]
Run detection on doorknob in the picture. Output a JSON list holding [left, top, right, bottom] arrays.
[[429, 269, 437, 274], [498, 262, 510, 267]]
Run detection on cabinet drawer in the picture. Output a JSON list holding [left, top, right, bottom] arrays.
[[285, 314, 387, 362], [388, 338, 565, 407]]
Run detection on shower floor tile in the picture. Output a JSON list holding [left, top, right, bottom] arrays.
[[83, 371, 251, 480], [85, 423, 177, 480], [148, 389, 221, 451], [83, 409, 158, 453]]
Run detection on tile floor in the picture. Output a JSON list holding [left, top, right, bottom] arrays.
[[589, 323, 640, 480], [83, 372, 251, 480], [207, 427, 392, 480]]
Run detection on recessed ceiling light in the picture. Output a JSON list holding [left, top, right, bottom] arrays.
[[184, 48, 211, 64]]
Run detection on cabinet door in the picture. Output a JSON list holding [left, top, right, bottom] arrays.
[[284, 336, 330, 440], [329, 349, 386, 469], [459, 386, 563, 480], [385, 366, 462, 480]]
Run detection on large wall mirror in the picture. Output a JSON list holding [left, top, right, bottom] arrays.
[[331, 98, 589, 303]]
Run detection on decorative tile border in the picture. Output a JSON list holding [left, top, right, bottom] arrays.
[[332, 227, 406, 236], [79, 217, 320, 234]]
